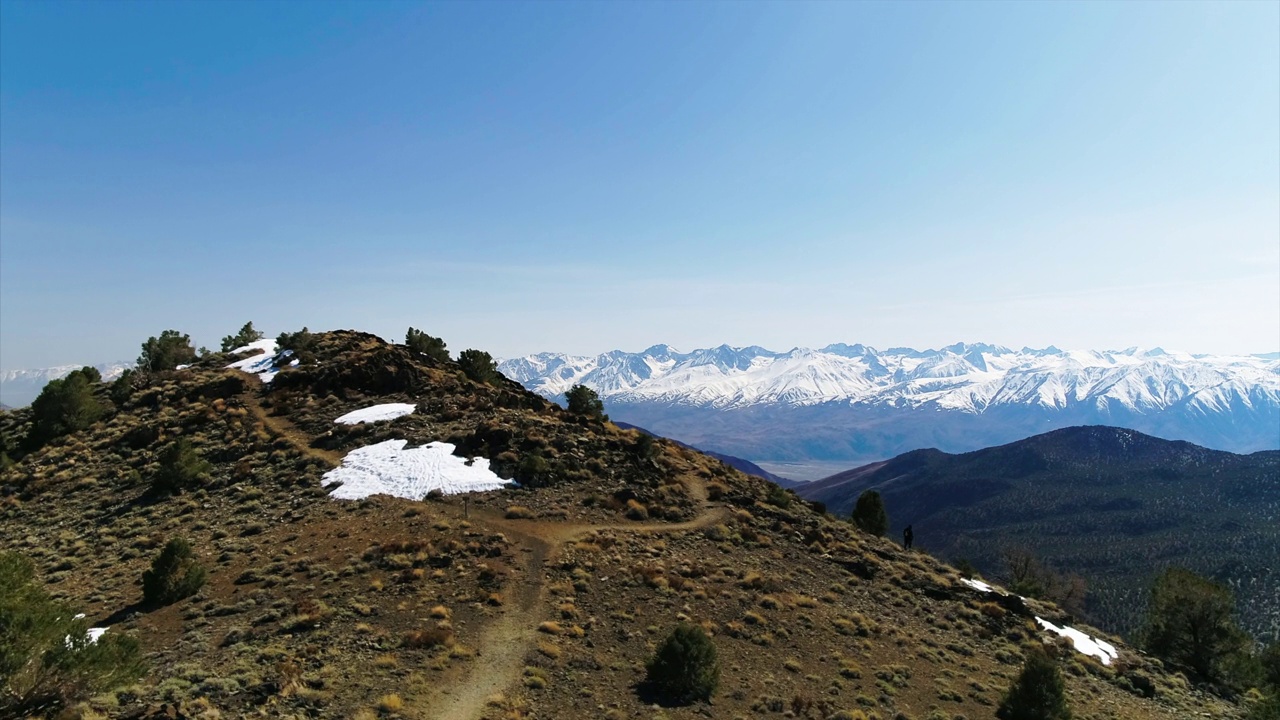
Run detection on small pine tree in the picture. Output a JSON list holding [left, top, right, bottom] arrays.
[[276, 327, 317, 364], [645, 624, 719, 705], [1143, 567, 1249, 681], [996, 646, 1071, 720], [25, 369, 104, 448], [138, 330, 197, 372], [851, 489, 889, 537], [141, 538, 206, 607], [150, 439, 212, 496], [457, 349, 500, 384], [221, 321, 264, 352], [0, 552, 145, 715], [565, 384, 605, 419], [406, 327, 450, 362]]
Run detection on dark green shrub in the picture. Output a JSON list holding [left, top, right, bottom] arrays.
[[406, 327, 450, 362], [138, 330, 197, 372], [851, 489, 888, 537], [565, 384, 606, 419], [1142, 567, 1249, 681], [141, 538, 207, 607], [645, 623, 719, 705], [221, 321, 264, 352], [276, 327, 317, 365], [150, 439, 212, 496], [517, 453, 552, 487], [109, 369, 137, 406], [457, 349, 500, 384], [766, 484, 792, 509], [996, 646, 1071, 720], [25, 369, 103, 448], [1, 552, 145, 715]]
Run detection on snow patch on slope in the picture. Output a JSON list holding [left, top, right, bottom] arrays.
[[225, 339, 294, 383], [322, 440, 514, 500], [334, 403, 416, 425]]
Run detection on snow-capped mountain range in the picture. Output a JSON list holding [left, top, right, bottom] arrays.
[[499, 343, 1280, 463]]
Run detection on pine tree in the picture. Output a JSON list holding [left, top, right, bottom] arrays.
[[851, 489, 889, 537], [150, 439, 212, 496], [1143, 567, 1249, 681], [141, 538, 206, 607], [996, 646, 1072, 720], [406, 327, 450, 362], [138, 330, 197, 372], [1, 552, 144, 715], [25, 369, 103, 448], [457, 349, 500, 384], [221, 321, 264, 352], [645, 624, 719, 704], [565, 384, 605, 419]]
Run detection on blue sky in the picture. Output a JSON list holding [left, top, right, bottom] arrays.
[[2, 1, 1277, 368]]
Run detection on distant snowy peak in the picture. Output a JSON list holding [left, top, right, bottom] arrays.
[[497, 343, 1280, 414]]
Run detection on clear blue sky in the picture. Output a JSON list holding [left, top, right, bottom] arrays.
[[2, 1, 1277, 368]]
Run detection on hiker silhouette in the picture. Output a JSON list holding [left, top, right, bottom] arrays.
[[903, 525, 913, 550]]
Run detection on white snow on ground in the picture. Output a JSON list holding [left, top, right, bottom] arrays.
[[225, 339, 292, 382], [334, 403, 417, 425], [959, 577, 995, 593], [957, 578, 1120, 666], [66, 615, 108, 646], [322, 439, 514, 500], [1036, 617, 1119, 666]]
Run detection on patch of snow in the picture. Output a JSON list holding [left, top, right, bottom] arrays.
[[225, 339, 287, 382], [65, 615, 109, 646], [322, 439, 514, 500], [175, 364, 191, 371], [959, 577, 995, 593], [1035, 617, 1119, 666], [334, 403, 417, 425]]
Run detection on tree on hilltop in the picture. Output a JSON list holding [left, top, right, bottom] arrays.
[[25, 368, 104, 449], [457, 349, 500, 384], [406, 327, 450, 362], [851, 489, 889, 537], [138, 330, 197, 372], [565, 384, 606, 420], [221, 321, 264, 352]]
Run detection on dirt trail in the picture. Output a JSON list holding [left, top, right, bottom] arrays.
[[226, 371, 725, 720], [424, 492, 727, 720]]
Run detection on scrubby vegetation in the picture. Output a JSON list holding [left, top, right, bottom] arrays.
[[0, 328, 1256, 720]]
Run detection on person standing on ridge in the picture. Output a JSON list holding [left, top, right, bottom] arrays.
[[903, 525, 913, 550]]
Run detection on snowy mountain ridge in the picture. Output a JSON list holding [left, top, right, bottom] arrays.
[[0, 362, 133, 407], [499, 342, 1280, 415]]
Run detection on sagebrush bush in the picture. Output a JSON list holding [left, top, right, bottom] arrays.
[[150, 439, 212, 496], [142, 538, 207, 606], [645, 623, 719, 705]]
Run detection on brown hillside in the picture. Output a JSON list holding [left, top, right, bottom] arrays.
[[0, 331, 1246, 720]]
